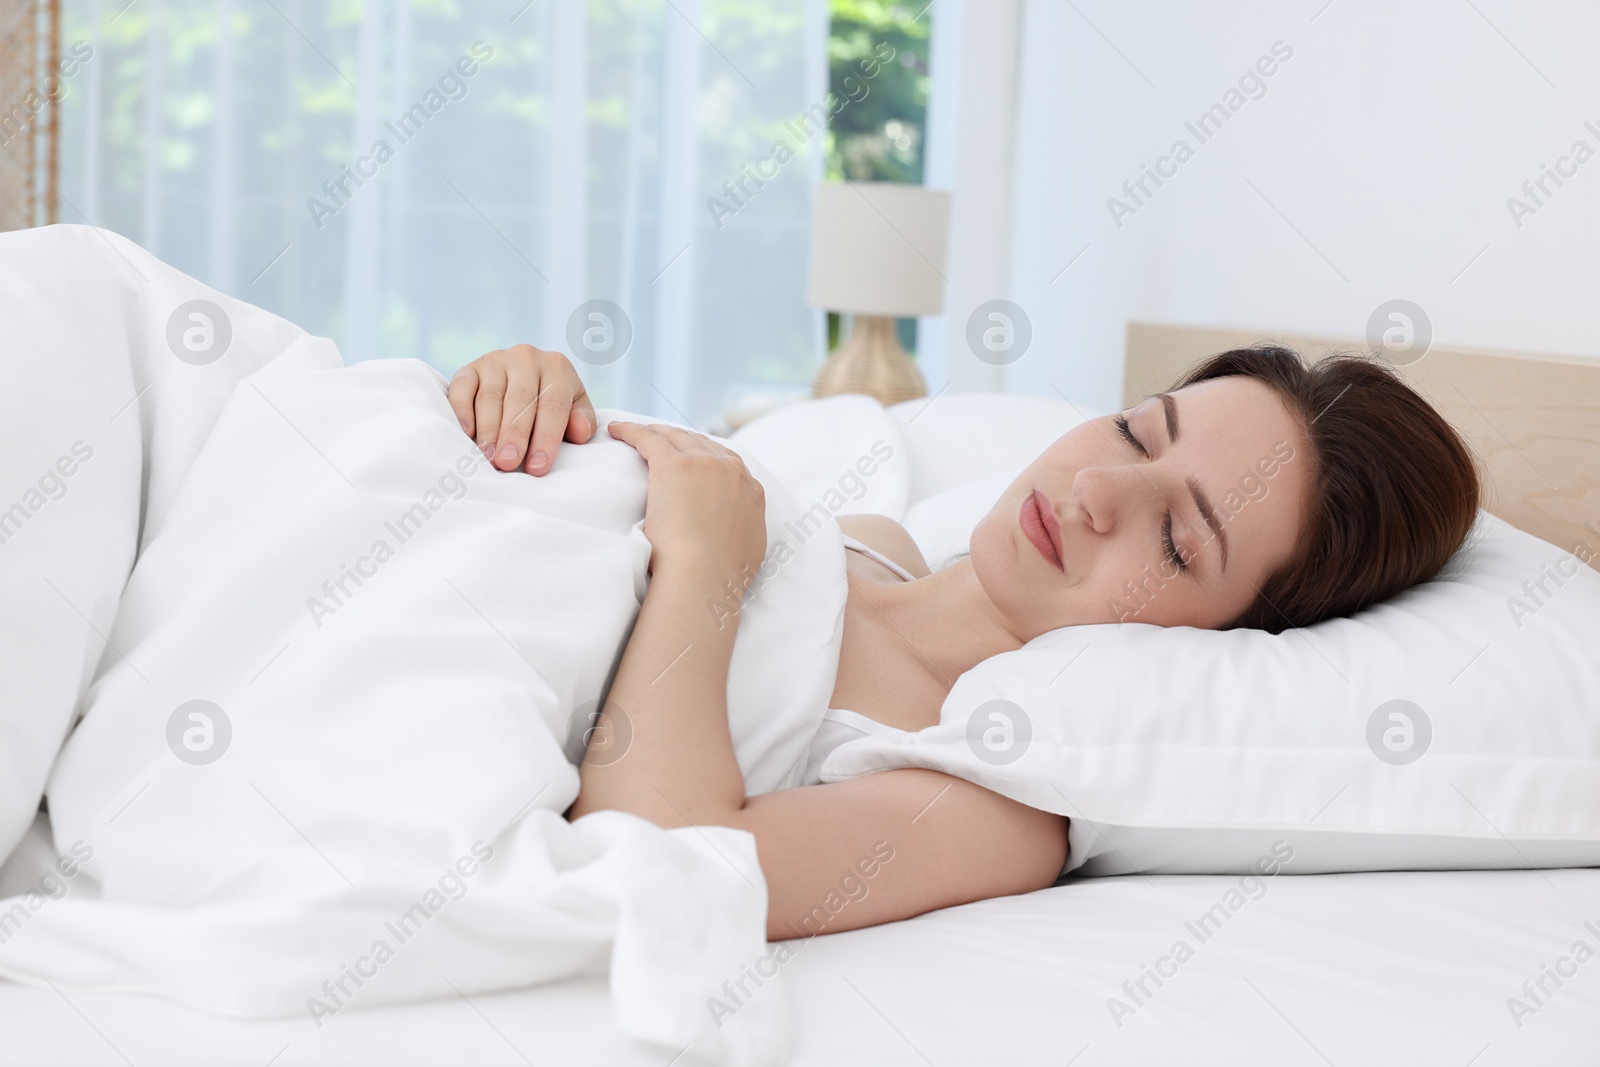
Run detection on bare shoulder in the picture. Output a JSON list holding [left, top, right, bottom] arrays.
[[837, 514, 932, 578]]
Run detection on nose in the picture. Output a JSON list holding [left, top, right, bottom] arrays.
[[1070, 464, 1158, 535]]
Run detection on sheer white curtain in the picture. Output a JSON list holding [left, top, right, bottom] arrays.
[[60, 0, 827, 424]]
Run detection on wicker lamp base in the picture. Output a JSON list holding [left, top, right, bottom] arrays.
[[811, 315, 927, 407]]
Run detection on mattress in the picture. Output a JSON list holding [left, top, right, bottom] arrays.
[[5, 866, 1595, 1066]]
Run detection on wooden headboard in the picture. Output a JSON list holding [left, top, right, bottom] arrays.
[[1124, 322, 1600, 570]]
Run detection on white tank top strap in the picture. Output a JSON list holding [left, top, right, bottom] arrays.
[[799, 707, 910, 787], [840, 532, 917, 583]]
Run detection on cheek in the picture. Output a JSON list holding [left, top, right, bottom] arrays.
[[1087, 542, 1169, 620], [968, 518, 1012, 588], [1087, 535, 1237, 627], [970, 520, 1049, 622], [1121, 562, 1257, 630]]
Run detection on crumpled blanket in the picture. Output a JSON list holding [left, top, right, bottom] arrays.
[[0, 225, 848, 1067]]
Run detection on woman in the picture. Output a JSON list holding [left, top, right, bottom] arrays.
[[448, 341, 1479, 942]]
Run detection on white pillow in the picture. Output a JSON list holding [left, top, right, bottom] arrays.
[[901, 471, 1016, 569], [821, 511, 1600, 875], [730, 393, 910, 520], [887, 393, 1092, 504]]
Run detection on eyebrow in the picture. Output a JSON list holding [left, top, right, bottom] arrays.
[[1157, 392, 1178, 443], [1187, 475, 1228, 573]]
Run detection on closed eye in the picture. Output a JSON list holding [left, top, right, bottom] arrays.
[[1113, 414, 1149, 458], [1162, 513, 1188, 573], [1116, 414, 1187, 574]]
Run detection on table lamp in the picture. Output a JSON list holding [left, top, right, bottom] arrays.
[[806, 182, 951, 405]]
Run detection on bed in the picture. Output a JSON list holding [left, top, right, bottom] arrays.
[[4, 866, 1596, 1065], [3, 322, 1598, 1066]]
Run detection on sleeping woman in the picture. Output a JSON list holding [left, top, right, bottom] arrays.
[[448, 341, 1479, 942]]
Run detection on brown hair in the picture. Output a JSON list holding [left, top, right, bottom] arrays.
[[1174, 345, 1480, 633]]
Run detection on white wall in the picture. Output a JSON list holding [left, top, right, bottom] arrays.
[[1002, 0, 1600, 410]]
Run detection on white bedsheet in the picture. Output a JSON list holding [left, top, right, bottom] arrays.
[[3, 847, 1594, 1065]]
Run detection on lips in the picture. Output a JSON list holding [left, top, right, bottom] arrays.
[[1020, 489, 1064, 570]]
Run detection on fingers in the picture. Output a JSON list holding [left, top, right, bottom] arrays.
[[495, 375, 543, 471], [607, 420, 688, 451], [608, 421, 742, 463], [606, 420, 713, 459], [566, 388, 597, 445], [606, 420, 678, 463], [471, 362, 508, 460], [447, 365, 480, 439], [452, 344, 600, 475], [525, 386, 574, 474]]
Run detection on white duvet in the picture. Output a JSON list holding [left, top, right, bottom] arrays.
[[0, 226, 851, 1067]]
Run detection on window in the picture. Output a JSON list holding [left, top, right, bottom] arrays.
[[58, 0, 828, 426]]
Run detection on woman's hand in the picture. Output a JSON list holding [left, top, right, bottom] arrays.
[[448, 344, 597, 474], [607, 421, 767, 582]]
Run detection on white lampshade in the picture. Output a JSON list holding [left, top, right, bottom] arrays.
[[806, 182, 951, 317]]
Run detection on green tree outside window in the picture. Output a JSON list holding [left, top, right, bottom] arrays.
[[825, 0, 931, 353]]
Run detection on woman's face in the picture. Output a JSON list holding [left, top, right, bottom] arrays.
[[971, 376, 1311, 637]]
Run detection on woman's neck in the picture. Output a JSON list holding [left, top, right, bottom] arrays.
[[866, 557, 1026, 691]]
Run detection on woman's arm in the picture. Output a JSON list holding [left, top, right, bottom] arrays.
[[576, 581, 1068, 937], [566, 556, 747, 825], [732, 770, 1068, 941], [567, 420, 764, 826], [572, 421, 1069, 940]]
